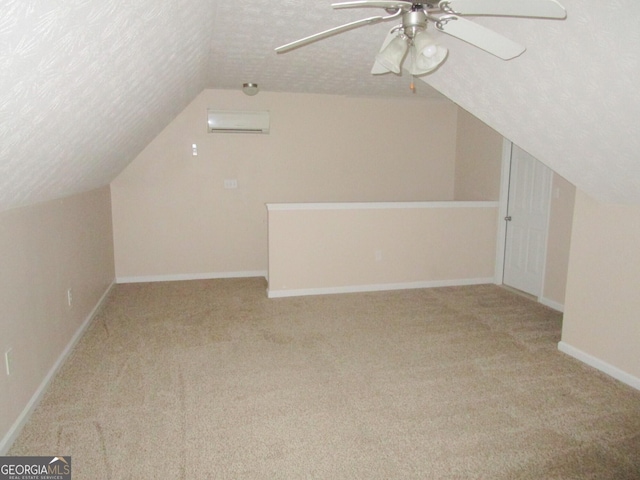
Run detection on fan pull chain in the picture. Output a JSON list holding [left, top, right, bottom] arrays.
[[410, 76, 416, 93]]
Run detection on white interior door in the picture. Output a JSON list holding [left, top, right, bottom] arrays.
[[503, 144, 552, 297]]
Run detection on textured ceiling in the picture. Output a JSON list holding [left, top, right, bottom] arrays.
[[0, 0, 214, 211], [421, 0, 640, 204], [1, 0, 639, 211], [206, 0, 445, 98]]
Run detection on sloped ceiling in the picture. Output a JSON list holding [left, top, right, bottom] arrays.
[[0, 0, 214, 211], [1, 0, 639, 212], [421, 0, 640, 204]]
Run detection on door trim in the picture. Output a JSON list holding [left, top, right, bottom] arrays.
[[494, 138, 512, 285]]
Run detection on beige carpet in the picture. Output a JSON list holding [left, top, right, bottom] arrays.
[[9, 278, 640, 479]]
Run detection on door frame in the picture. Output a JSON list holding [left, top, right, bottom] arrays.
[[494, 139, 512, 286], [494, 139, 552, 300]]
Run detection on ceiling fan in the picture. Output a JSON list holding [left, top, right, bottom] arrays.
[[275, 1, 566, 76]]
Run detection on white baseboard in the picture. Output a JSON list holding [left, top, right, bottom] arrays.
[[539, 296, 564, 312], [558, 341, 640, 391], [0, 281, 116, 455], [267, 277, 495, 299], [117, 270, 268, 284]]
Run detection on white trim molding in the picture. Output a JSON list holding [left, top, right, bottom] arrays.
[[558, 341, 640, 391], [539, 296, 564, 312], [267, 277, 495, 299], [0, 281, 116, 455], [117, 270, 268, 284]]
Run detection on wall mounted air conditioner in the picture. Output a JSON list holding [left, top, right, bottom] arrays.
[[207, 109, 270, 134]]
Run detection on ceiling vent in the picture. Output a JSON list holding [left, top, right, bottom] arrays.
[[207, 110, 270, 134]]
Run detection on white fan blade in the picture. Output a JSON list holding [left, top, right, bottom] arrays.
[[443, 0, 566, 19], [436, 16, 525, 60], [275, 16, 385, 53], [333, 1, 413, 10]]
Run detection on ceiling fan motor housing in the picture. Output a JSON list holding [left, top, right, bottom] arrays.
[[402, 9, 428, 38]]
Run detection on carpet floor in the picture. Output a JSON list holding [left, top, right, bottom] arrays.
[[9, 278, 640, 479]]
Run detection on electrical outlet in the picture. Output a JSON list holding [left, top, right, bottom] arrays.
[[5, 348, 13, 376], [67, 288, 73, 307], [224, 179, 238, 189]]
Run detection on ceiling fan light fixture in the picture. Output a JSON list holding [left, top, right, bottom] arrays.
[[408, 31, 448, 75], [242, 83, 259, 96], [413, 31, 440, 58], [374, 35, 408, 75]]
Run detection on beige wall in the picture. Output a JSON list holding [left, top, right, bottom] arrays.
[[267, 202, 498, 296], [111, 90, 458, 280], [561, 190, 640, 383], [542, 174, 576, 307], [0, 187, 115, 452], [110, 89, 577, 310], [454, 108, 503, 201]]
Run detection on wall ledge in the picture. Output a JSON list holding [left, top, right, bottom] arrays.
[[0, 280, 116, 455], [266, 201, 499, 211], [558, 341, 640, 392], [267, 277, 494, 299]]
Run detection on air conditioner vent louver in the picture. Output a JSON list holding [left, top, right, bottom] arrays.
[[207, 110, 270, 134]]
